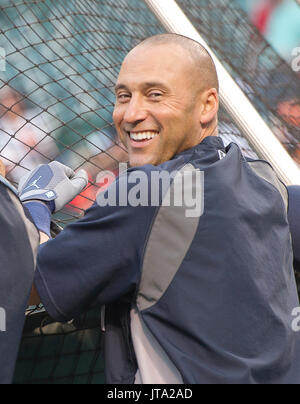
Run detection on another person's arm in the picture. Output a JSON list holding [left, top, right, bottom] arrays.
[[0, 160, 39, 384]]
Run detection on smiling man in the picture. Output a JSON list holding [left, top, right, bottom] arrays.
[[25, 34, 300, 384]]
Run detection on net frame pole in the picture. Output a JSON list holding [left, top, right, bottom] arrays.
[[143, 0, 300, 185]]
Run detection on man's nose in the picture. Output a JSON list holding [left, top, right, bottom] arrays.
[[123, 95, 148, 124]]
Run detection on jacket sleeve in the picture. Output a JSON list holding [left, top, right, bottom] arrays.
[[34, 166, 160, 323]]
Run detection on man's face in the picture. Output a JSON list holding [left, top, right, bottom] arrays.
[[277, 99, 300, 128], [113, 44, 203, 167]]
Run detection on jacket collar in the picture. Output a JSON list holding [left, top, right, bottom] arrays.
[[173, 136, 225, 160]]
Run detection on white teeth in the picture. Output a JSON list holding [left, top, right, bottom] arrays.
[[130, 131, 159, 141]]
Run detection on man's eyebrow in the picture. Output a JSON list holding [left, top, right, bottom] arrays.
[[141, 82, 170, 91], [114, 84, 129, 94], [114, 82, 170, 93]]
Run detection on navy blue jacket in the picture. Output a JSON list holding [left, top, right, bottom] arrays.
[[35, 137, 300, 384]]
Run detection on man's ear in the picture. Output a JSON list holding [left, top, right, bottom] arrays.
[[199, 88, 219, 125]]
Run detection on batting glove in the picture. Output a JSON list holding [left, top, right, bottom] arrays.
[[18, 161, 88, 213], [18, 162, 88, 237]]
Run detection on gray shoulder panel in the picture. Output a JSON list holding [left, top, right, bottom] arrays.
[[137, 164, 204, 312], [247, 161, 288, 212]]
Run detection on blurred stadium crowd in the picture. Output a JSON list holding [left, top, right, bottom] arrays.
[[238, 0, 300, 64]]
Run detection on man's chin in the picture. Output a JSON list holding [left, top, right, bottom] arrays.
[[128, 153, 158, 168]]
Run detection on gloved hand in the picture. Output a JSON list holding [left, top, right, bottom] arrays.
[[18, 162, 88, 237], [19, 161, 88, 213]]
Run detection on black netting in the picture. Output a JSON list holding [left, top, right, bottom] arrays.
[[14, 307, 105, 384], [177, 0, 300, 165]]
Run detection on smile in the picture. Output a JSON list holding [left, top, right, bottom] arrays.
[[127, 131, 159, 148], [129, 131, 159, 141]]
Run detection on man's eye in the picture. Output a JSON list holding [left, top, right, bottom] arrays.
[[117, 94, 131, 102], [149, 92, 162, 99]]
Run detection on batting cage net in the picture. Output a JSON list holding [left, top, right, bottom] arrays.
[[0, 0, 298, 384]]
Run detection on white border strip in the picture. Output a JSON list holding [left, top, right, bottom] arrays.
[[144, 0, 300, 185]]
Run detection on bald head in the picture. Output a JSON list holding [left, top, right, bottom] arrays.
[[133, 34, 219, 94]]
